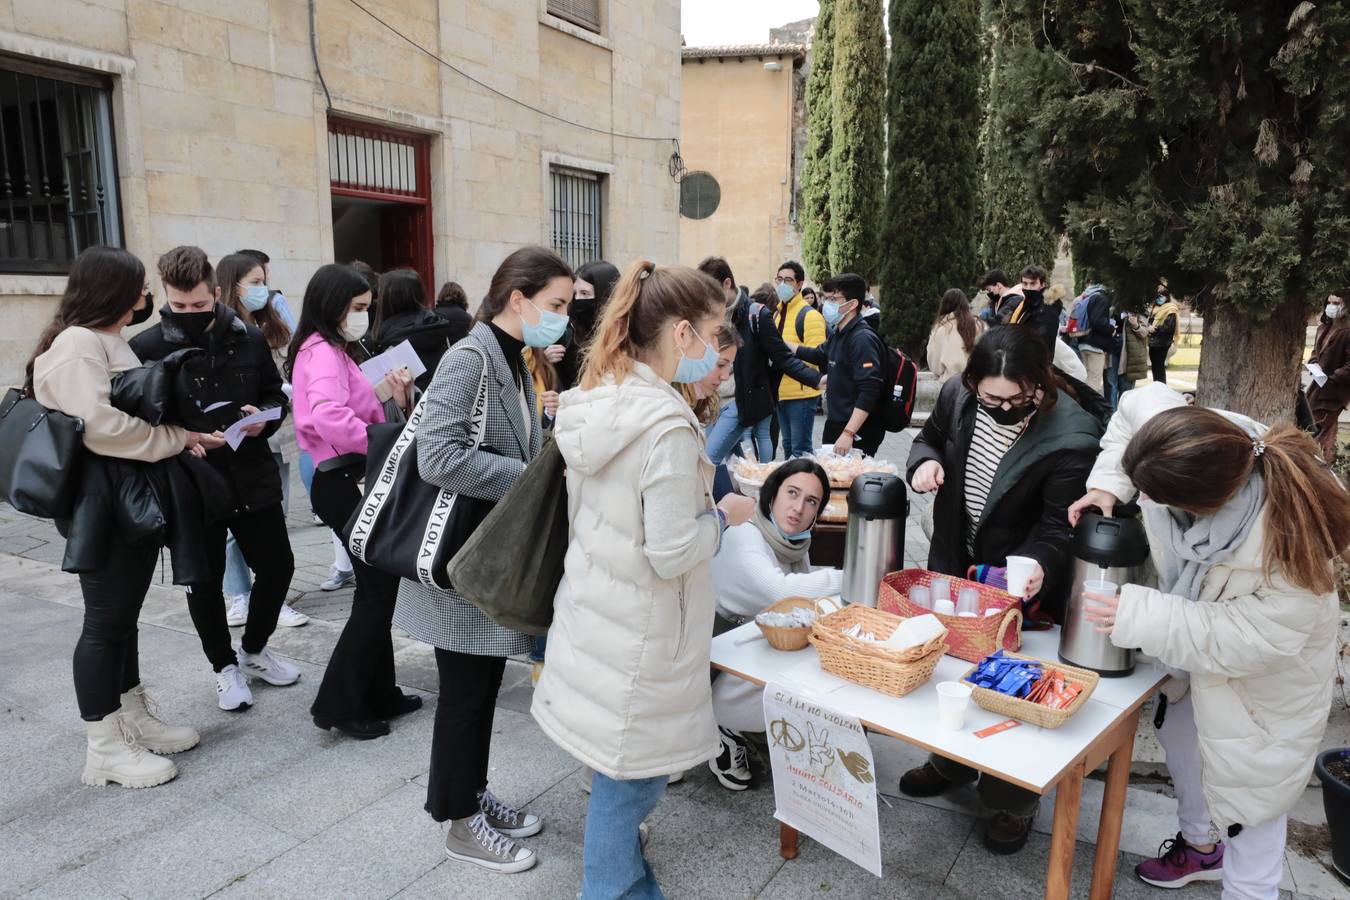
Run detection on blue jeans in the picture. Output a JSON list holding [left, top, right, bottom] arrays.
[[777, 397, 817, 459], [582, 772, 667, 900], [223, 453, 290, 598], [705, 400, 772, 465], [1104, 356, 1121, 409]]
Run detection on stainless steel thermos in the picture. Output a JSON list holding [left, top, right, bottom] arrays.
[[841, 474, 907, 607], [1059, 506, 1150, 676]]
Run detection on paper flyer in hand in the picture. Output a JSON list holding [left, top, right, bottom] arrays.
[[1306, 361, 1328, 387], [223, 406, 283, 450], [763, 681, 882, 877], [359, 339, 427, 386]]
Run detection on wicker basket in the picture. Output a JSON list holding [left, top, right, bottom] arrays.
[[754, 596, 823, 651], [960, 652, 1100, 729], [878, 569, 1023, 663], [809, 605, 947, 697]]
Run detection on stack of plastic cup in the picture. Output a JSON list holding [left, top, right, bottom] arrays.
[[957, 587, 981, 616], [908, 585, 933, 610], [936, 681, 974, 730], [931, 578, 952, 608], [934, 598, 957, 616]]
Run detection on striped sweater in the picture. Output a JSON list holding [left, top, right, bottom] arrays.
[[964, 407, 1031, 552]]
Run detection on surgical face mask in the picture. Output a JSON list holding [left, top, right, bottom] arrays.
[[774, 518, 813, 542], [1326, 303, 1344, 320], [821, 299, 852, 328], [1155, 295, 1167, 306], [672, 324, 719, 384], [241, 285, 270, 312], [341, 309, 369, 342], [776, 282, 795, 302], [520, 298, 569, 348]]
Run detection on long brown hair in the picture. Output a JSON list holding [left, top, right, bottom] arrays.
[[580, 261, 725, 389], [217, 253, 291, 351], [478, 246, 573, 323], [937, 288, 980, 354], [26, 246, 146, 385], [1122, 407, 1350, 594], [962, 325, 1063, 414], [685, 320, 740, 424]]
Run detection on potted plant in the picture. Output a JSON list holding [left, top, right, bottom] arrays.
[[1316, 747, 1350, 884]]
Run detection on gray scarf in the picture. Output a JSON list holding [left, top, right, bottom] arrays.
[[1143, 471, 1265, 601], [751, 505, 811, 571]]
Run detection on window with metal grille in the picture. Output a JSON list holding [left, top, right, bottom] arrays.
[[550, 167, 603, 270], [327, 120, 424, 198], [0, 59, 122, 274], [679, 171, 720, 220], [547, 0, 602, 33]]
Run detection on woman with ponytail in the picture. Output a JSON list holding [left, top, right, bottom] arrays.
[[532, 261, 755, 899], [1068, 382, 1349, 899]]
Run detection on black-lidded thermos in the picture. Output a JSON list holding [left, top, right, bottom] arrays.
[[1058, 506, 1149, 676]]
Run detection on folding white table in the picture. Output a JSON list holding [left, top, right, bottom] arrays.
[[710, 624, 1168, 900]]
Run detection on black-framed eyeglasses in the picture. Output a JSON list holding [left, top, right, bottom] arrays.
[[976, 390, 1036, 411], [774, 275, 798, 286]]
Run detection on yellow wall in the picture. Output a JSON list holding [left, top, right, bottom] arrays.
[[679, 54, 800, 289]]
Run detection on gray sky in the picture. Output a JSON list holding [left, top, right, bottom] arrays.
[[681, 0, 821, 46]]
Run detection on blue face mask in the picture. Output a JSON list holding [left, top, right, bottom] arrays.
[[240, 285, 270, 312], [775, 520, 813, 542], [821, 300, 843, 327], [521, 299, 569, 348], [1155, 296, 1166, 306], [672, 324, 719, 384], [776, 282, 795, 302]]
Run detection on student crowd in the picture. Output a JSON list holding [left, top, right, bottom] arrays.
[[17, 241, 1350, 900]]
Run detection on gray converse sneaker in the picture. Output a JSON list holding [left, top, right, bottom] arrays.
[[445, 811, 537, 873], [479, 788, 542, 838]]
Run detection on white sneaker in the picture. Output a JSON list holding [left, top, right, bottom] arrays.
[[225, 594, 250, 627], [708, 726, 752, 791], [238, 646, 302, 686], [276, 603, 310, 627], [311, 513, 324, 526], [320, 566, 355, 591], [215, 665, 253, 712]]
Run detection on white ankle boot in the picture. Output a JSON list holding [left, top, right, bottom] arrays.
[[119, 685, 200, 754], [82, 713, 178, 788]]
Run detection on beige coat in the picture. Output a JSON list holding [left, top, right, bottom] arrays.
[[531, 362, 722, 780], [926, 315, 986, 383], [1087, 382, 1339, 830]]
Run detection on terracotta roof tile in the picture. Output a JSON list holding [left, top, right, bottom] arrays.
[[681, 43, 806, 61]]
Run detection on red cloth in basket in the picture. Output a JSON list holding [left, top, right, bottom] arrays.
[[877, 569, 1022, 663]]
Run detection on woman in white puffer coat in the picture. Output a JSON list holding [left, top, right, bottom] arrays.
[[532, 261, 756, 900], [1068, 383, 1348, 900]]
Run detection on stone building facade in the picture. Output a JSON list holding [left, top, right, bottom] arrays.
[[0, 0, 682, 385]]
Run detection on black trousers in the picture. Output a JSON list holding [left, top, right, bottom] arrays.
[[426, 648, 507, 822], [308, 465, 404, 721], [1149, 345, 1169, 383], [185, 502, 294, 671], [823, 417, 884, 457], [74, 533, 160, 721]]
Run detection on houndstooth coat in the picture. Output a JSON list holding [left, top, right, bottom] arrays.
[[392, 321, 540, 656]]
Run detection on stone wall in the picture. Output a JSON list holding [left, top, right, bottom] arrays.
[[0, 0, 681, 386]]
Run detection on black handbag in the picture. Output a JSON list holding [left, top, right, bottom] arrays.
[[345, 346, 494, 589], [0, 387, 85, 518], [446, 438, 568, 635]]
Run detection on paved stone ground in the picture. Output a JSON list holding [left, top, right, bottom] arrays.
[[2, 419, 1346, 899]]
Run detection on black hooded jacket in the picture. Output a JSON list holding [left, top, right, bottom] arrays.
[[731, 291, 823, 426]]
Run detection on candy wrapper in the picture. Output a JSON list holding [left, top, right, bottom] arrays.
[[967, 651, 1085, 709]]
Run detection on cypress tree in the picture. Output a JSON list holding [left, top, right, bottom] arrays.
[[977, 11, 1056, 277], [800, 0, 836, 283], [827, 0, 886, 282], [997, 1, 1350, 422], [880, 0, 983, 360]]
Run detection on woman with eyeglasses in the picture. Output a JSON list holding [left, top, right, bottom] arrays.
[[897, 325, 1103, 855]]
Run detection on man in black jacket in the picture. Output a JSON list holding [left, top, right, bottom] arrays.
[[793, 273, 887, 456], [1074, 283, 1116, 395], [130, 246, 299, 712], [698, 257, 822, 463], [1003, 266, 1063, 353]]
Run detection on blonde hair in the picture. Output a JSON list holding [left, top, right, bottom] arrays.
[[684, 320, 740, 423], [1045, 283, 1069, 304], [580, 261, 725, 389]]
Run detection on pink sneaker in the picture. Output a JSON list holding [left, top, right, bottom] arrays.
[[1136, 833, 1224, 888]]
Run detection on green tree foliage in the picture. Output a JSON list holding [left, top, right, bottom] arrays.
[[881, 0, 983, 360], [828, 0, 886, 282], [977, 10, 1056, 278], [997, 1, 1350, 421], [800, 0, 836, 283]]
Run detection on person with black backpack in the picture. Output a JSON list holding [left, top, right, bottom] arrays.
[[791, 274, 889, 456]]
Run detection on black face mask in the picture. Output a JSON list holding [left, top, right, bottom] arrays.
[[570, 296, 599, 332], [982, 401, 1037, 427], [162, 307, 215, 344], [128, 298, 153, 326]]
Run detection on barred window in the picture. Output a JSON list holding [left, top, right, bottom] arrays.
[[550, 167, 603, 271], [547, 0, 602, 33], [0, 59, 122, 274]]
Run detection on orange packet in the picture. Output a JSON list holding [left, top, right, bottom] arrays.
[[974, 719, 1021, 738]]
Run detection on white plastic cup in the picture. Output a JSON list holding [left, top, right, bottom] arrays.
[[957, 611, 977, 618], [1005, 555, 1038, 598], [931, 578, 952, 606], [933, 598, 957, 616], [936, 681, 973, 730], [909, 586, 933, 610], [1082, 579, 1119, 603], [957, 587, 981, 615]]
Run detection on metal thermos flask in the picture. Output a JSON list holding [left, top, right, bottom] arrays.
[[841, 474, 907, 607], [1059, 506, 1150, 676]]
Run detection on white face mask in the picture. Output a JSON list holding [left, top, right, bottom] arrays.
[[1327, 303, 1344, 320], [341, 309, 369, 342]]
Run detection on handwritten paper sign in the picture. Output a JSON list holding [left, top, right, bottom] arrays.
[[359, 339, 426, 386], [764, 681, 882, 877]]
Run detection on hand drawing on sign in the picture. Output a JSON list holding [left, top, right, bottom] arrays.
[[836, 748, 874, 784], [807, 723, 835, 777]]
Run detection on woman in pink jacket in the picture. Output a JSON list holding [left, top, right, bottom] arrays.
[[287, 264, 415, 741]]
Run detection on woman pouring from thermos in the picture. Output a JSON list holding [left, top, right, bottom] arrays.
[[1067, 381, 1348, 899]]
